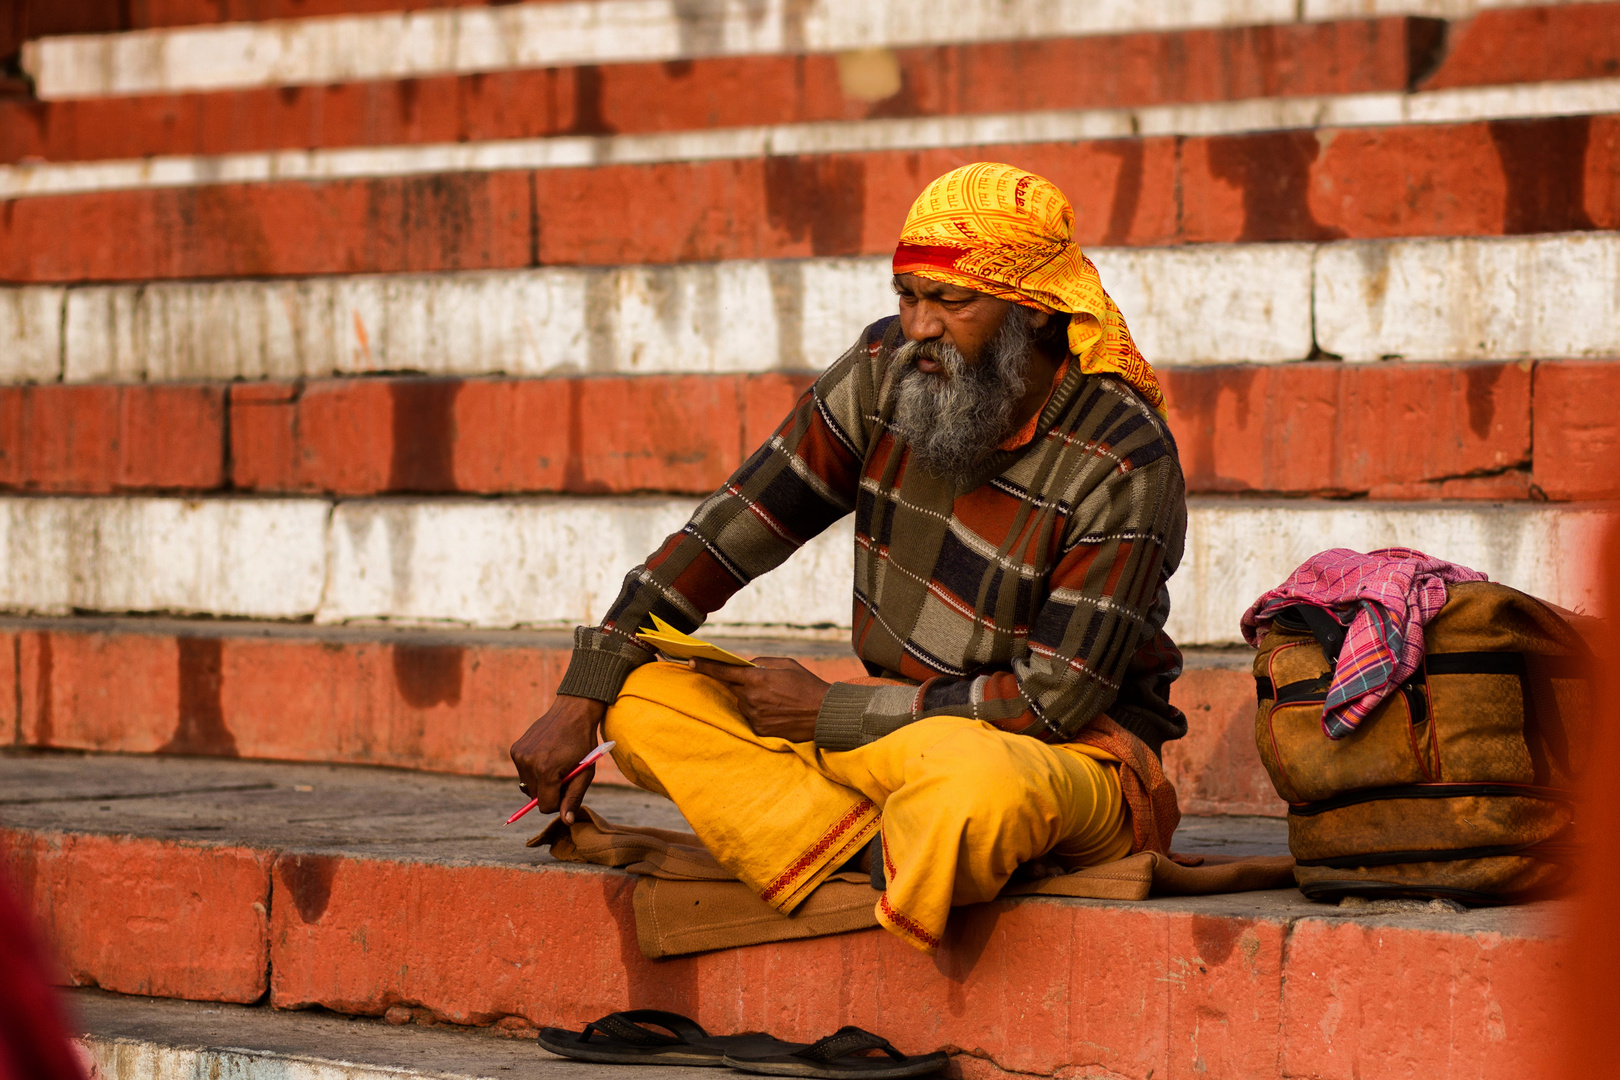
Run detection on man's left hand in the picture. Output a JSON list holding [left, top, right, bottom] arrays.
[[690, 656, 831, 743]]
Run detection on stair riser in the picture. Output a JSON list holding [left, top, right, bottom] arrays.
[[0, 500, 1607, 643], [1163, 667, 1278, 817], [1, 624, 1274, 814], [19, 0, 1611, 99], [1, 826, 1561, 1080], [15, 79, 1620, 205], [0, 16, 1436, 162], [5, 115, 1619, 284], [8, 360, 1615, 500], [13, 5, 1619, 165], [1, 830, 271, 1003], [7, 235, 1616, 389]]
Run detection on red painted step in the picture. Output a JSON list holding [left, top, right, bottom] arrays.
[[6, 361, 1615, 502], [4, 114, 1617, 282], [3, 830, 272, 1003], [7, 6, 1618, 166], [226, 372, 817, 497], [0, 617, 1275, 816], [1164, 360, 1544, 501], [0, 382, 228, 493], [263, 850, 1555, 1080], [1422, 2, 1620, 91], [0, 16, 1434, 164], [1533, 360, 1620, 501], [0, 784, 1562, 1080]]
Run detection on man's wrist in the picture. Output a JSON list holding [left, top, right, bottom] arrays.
[[813, 682, 879, 751], [555, 646, 642, 702], [555, 693, 607, 722]]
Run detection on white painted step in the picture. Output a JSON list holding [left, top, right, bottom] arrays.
[[1313, 234, 1620, 363], [6, 79, 1618, 201], [0, 494, 1608, 645], [70, 988, 683, 1080], [6, 234, 1616, 386], [21, 0, 1598, 100]]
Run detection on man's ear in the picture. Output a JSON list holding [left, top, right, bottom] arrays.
[[1033, 310, 1071, 352]]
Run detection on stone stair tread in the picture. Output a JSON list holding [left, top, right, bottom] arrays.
[[7, 751, 1566, 1080], [0, 749, 1286, 860], [70, 987, 684, 1080], [0, 613, 1258, 668], [0, 749, 688, 863], [11, 746, 1563, 940], [0, 614, 859, 658]]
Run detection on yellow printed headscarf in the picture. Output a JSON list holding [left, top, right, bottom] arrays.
[[892, 162, 1166, 418]]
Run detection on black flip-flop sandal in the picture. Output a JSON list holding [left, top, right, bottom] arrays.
[[721, 1026, 947, 1078], [537, 1009, 790, 1067]]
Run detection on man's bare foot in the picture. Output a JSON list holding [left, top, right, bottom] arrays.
[[1012, 856, 1068, 881]]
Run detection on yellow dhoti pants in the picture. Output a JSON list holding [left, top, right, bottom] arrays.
[[603, 663, 1132, 953]]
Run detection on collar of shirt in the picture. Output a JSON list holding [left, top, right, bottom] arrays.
[[996, 356, 1071, 452]]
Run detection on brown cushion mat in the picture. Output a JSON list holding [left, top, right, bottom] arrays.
[[532, 807, 1295, 959]]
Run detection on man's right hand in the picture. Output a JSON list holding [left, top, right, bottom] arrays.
[[510, 694, 608, 825]]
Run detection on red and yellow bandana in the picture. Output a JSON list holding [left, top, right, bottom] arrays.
[[892, 162, 1166, 418]]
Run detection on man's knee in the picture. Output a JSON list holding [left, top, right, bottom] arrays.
[[601, 662, 747, 750], [904, 728, 1057, 822], [599, 669, 668, 748]]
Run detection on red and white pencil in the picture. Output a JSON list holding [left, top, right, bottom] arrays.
[[503, 741, 616, 826]]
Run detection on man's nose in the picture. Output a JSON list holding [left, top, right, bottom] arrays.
[[907, 301, 946, 341]]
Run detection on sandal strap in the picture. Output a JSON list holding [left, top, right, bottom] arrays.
[[792, 1026, 906, 1064], [581, 1010, 708, 1046]]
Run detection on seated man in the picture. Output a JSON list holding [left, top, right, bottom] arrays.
[[512, 161, 1188, 954]]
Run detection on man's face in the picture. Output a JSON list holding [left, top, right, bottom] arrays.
[[894, 273, 1014, 365], [890, 274, 1039, 478]]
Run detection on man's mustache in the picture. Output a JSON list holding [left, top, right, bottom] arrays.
[[894, 337, 967, 374]]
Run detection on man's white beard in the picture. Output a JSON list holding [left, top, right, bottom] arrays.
[[892, 305, 1038, 479]]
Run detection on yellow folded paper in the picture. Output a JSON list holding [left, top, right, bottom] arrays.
[[636, 614, 755, 667]]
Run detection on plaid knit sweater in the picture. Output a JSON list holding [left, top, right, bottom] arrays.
[[556, 316, 1190, 755]]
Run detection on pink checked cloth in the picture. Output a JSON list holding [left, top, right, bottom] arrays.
[[1241, 547, 1488, 738]]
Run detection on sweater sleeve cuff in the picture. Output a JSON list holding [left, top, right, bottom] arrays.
[[555, 647, 645, 704], [814, 682, 883, 751]]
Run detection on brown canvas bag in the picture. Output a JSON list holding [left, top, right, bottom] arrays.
[[1252, 580, 1594, 903]]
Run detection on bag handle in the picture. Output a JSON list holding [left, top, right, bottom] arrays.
[[1281, 603, 1349, 667]]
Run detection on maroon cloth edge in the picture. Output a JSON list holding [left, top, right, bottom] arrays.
[[0, 873, 88, 1080]]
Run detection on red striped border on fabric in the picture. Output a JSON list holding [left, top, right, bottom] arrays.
[[759, 798, 879, 906], [877, 893, 942, 951], [892, 241, 974, 275]]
